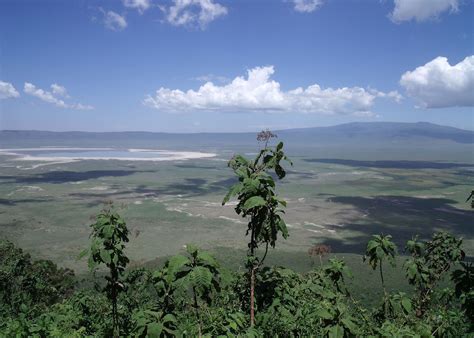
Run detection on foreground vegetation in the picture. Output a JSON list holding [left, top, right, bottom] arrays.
[[1, 137, 473, 337], [1, 229, 472, 337]]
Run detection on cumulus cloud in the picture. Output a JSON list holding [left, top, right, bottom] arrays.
[[51, 83, 68, 97], [390, 0, 459, 23], [400, 55, 474, 108], [24, 82, 94, 110], [0, 81, 20, 99], [162, 0, 227, 29], [292, 0, 323, 13], [103, 10, 127, 31], [24, 83, 67, 108], [123, 0, 151, 13], [144, 66, 400, 115]]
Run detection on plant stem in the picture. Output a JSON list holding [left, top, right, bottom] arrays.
[[379, 260, 388, 317], [112, 285, 119, 338], [192, 286, 202, 338], [250, 266, 255, 327], [249, 221, 256, 327]]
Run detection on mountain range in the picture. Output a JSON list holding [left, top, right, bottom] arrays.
[[1, 122, 473, 148]]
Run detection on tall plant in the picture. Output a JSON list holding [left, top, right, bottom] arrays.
[[222, 131, 291, 326], [364, 234, 397, 316], [82, 203, 129, 337]]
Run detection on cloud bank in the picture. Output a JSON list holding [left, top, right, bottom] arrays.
[[144, 66, 400, 115], [0, 81, 20, 99], [390, 0, 458, 22], [163, 0, 228, 29], [24, 83, 94, 110], [400, 55, 474, 108]]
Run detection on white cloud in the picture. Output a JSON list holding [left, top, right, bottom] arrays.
[[400, 55, 474, 108], [292, 0, 323, 13], [103, 10, 127, 31], [24, 82, 67, 108], [123, 0, 151, 13], [390, 0, 458, 23], [144, 66, 399, 115], [24, 82, 94, 110], [0, 81, 20, 99], [51, 83, 68, 97], [163, 0, 227, 29]]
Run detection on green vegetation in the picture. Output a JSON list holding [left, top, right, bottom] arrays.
[[1, 229, 472, 336], [0, 138, 473, 336]]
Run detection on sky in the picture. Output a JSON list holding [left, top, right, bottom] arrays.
[[0, 0, 473, 132]]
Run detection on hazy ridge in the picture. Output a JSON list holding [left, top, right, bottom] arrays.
[[1, 121, 473, 144]]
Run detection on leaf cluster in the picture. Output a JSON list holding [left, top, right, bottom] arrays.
[[223, 141, 292, 256]]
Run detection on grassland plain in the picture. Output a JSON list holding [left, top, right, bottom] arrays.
[[0, 124, 474, 301], [0, 144, 474, 272]]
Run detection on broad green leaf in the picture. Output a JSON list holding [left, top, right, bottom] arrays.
[[275, 164, 286, 179], [188, 266, 213, 288], [235, 167, 249, 179], [77, 248, 89, 260], [328, 325, 344, 338], [147, 322, 163, 337], [222, 183, 243, 205], [278, 219, 289, 238], [197, 250, 218, 267], [167, 254, 190, 276], [231, 154, 249, 166], [366, 240, 378, 252], [341, 318, 357, 333], [243, 196, 266, 210], [162, 313, 177, 323], [100, 249, 111, 264], [401, 297, 412, 313], [315, 308, 333, 320], [277, 198, 287, 207]]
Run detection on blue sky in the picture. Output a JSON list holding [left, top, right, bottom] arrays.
[[0, 0, 473, 132]]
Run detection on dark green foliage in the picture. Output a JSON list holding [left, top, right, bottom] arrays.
[[405, 232, 465, 316], [1, 230, 473, 337], [452, 262, 474, 324], [0, 240, 74, 317], [253, 264, 362, 337]]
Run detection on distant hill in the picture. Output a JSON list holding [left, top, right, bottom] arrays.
[[0, 122, 473, 149], [277, 122, 474, 145]]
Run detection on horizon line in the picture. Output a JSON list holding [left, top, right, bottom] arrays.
[[2, 121, 473, 134]]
